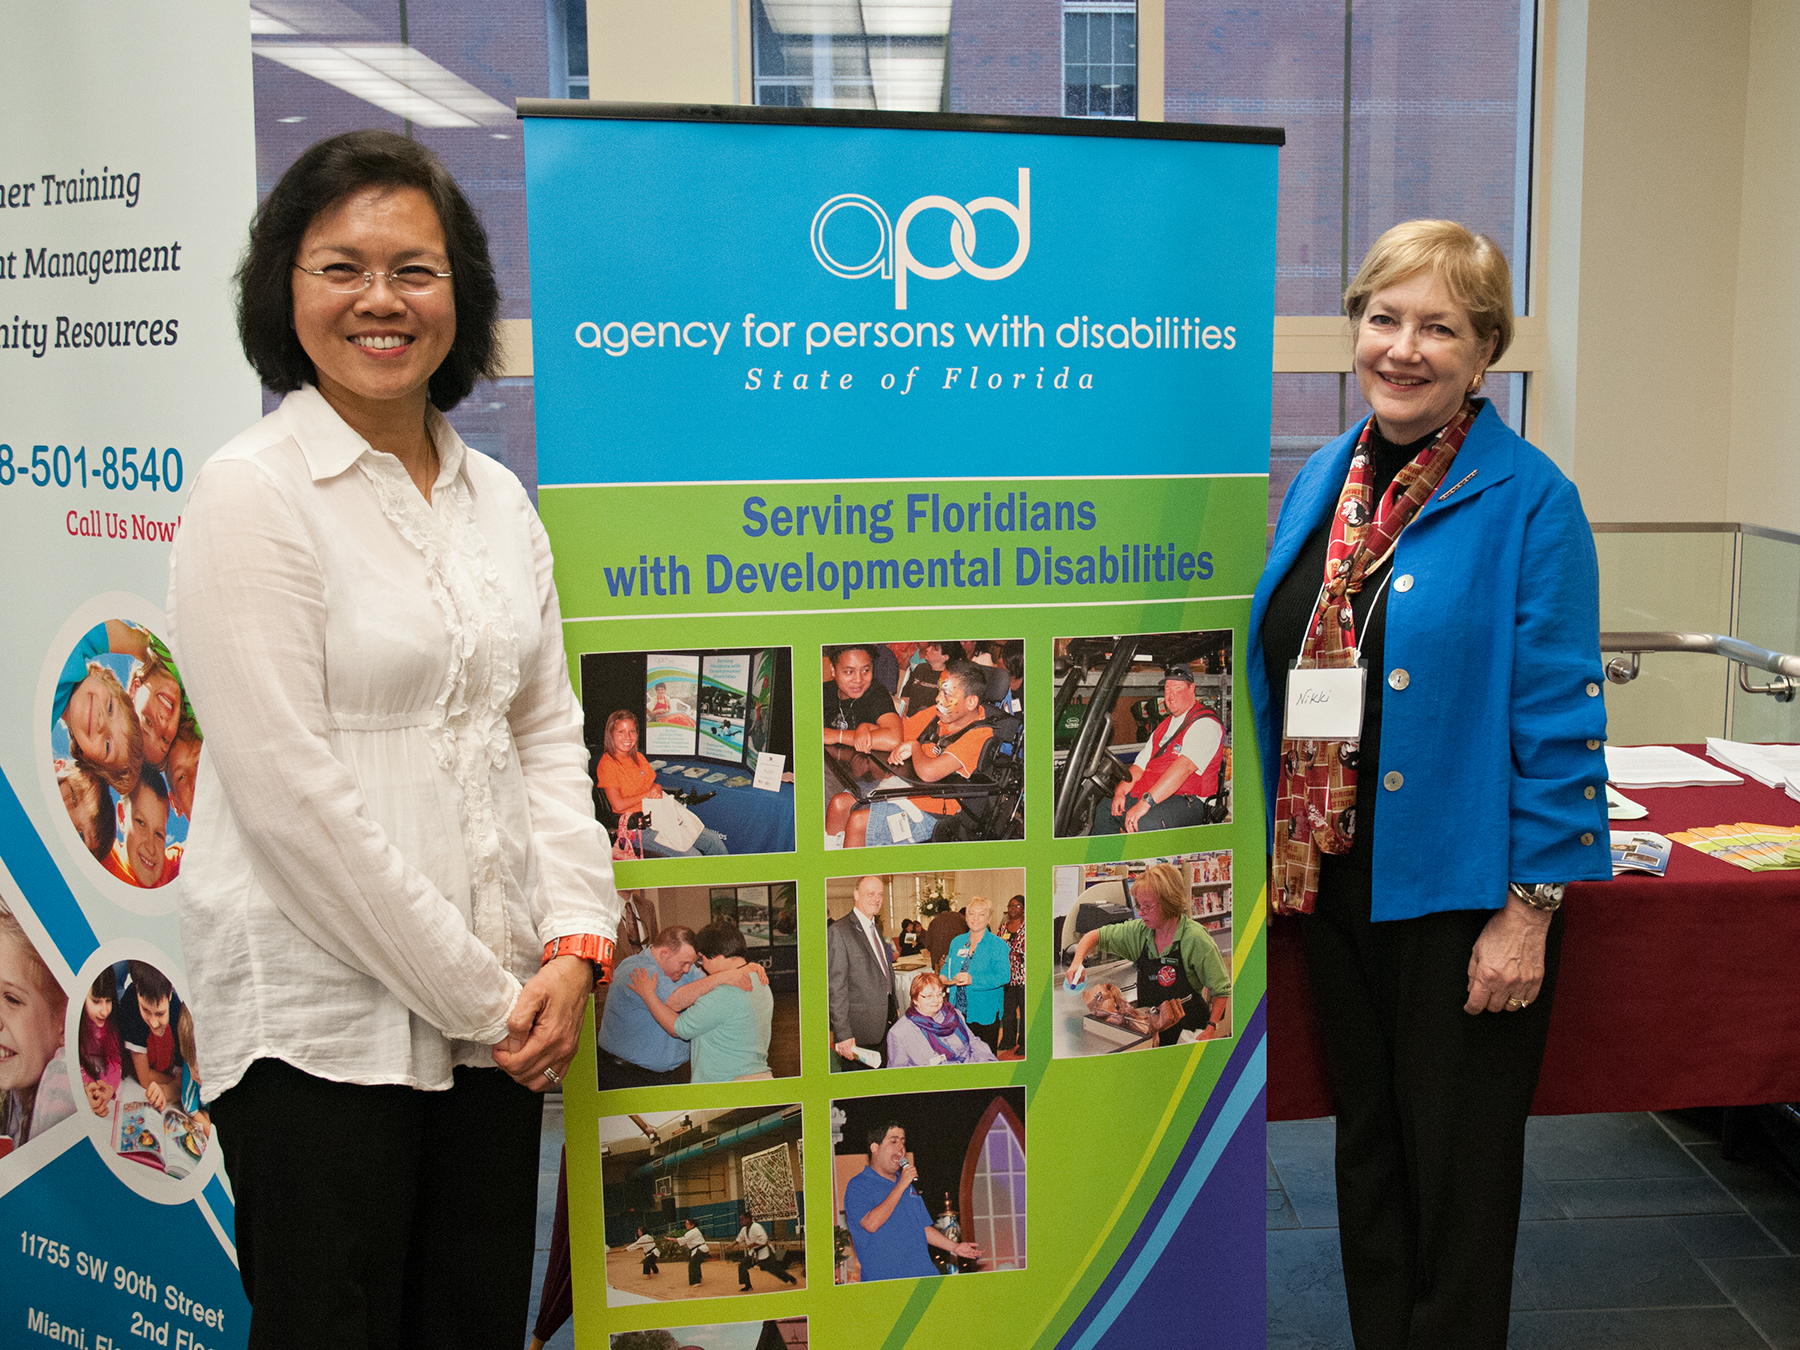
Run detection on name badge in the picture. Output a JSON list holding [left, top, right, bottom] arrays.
[[1284, 662, 1367, 741]]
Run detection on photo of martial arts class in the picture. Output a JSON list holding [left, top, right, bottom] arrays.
[[830, 1086, 1026, 1285], [582, 648, 795, 859], [1050, 630, 1232, 839], [596, 884, 800, 1092], [598, 1106, 806, 1307], [1051, 853, 1235, 1057], [47, 619, 202, 891], [825, 871, 1028, 1072], [821, 640, 1023, 849], [608, 1318, 807, 1350]]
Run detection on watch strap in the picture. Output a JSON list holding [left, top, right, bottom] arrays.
[[544, 933, 616, 983]]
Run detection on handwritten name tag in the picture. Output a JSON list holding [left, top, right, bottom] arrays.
[[1284, 664, 1367, 741]]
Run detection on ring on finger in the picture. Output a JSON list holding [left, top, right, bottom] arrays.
[[543, 1065, 562, 1085], [1506, 997, 1521, 1008]]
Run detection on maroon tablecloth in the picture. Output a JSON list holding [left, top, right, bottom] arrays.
[[1269, 747, 1800, 1120]]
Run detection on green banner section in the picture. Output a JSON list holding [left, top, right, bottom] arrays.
[[542, 475, 1266, 620]]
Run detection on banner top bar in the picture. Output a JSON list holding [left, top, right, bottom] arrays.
[[515, 97, 1285, 146]]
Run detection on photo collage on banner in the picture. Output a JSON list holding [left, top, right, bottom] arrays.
[[0, 2, 262, 1343], [524, 103, 1279, 1346]]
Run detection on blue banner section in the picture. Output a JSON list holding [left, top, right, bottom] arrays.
[[2, 1147, 249, 1349], [524, 115, 1277, 485], [1058, 1008, 1269, 1350], [0, 762, 97, 967]]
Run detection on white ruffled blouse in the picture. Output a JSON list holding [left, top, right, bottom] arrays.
[[168, 386, 618, 1095]]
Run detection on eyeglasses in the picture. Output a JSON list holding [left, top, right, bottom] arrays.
[[294, 262, 452, 295]]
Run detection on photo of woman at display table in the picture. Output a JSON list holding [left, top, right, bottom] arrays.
[[1063, 863, 1231, 1049], [596, 710, 729, 857], [168, 131, 619, 1345], [582, 649, 796, 858], [1248, 220, 1609, 1348]]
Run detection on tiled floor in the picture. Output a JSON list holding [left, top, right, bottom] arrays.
[[1268, 1112, 1800, 1349]]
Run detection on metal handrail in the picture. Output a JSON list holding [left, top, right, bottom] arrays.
[[1599, 631, 1800, 701]]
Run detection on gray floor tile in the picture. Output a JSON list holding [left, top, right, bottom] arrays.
[[1669, 1214, 1786, 1261], [1506, 1306, 1769, 1350], [1268, 1226, 1354, 1350], [1269, 1118, 1341, 1229], [1689, 1142, 1800, 1254], [1526, 1113, 1707, 1182], [1519, 1164, 1568, 1223], [1704, 1255, 1800, 1349], [1268, 1184, 1301, 1230], [1546, 1176, 1742, 1220], [1512, 1216, 1724, 1310], [1655, 1110, 1718, 1145]]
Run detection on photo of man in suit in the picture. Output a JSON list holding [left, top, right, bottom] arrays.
[[828, 874, 897, 1071]]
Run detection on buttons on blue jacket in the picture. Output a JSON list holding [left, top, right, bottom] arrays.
[[1584, 785, 1597, 799], [1394, 574, 1414, 592], [1587, 739, 1602, 750], [1580, 832, 1595, 846], [1586, 682, 1601, 696], [1388, 668, 1410, 690], [1383, 771, 1403, 791]]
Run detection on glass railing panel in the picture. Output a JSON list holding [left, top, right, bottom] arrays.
[[1730, 527, 1800, 744], [1593, 527, 1735, 745]]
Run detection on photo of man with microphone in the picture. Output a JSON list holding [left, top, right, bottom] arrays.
[[841, 1120, 983, 1282]]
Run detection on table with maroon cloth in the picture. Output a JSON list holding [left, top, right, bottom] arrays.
[[1269, 747, 1800, 1121]]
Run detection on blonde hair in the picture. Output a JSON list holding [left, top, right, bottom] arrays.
[[1344, 219, 1514, 364], [176, 1005, 200, 1085], [65, 661, 144, 794], [964, 896, 993, 931], [0, 899, 68, 1136], [1135, 864, 1189, 925]]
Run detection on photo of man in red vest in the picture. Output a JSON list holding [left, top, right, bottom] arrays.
[[1089, 662, 1225, 835]]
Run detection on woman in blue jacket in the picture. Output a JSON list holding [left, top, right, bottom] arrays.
[[1249, 220, 1610, 1350], [939, 897, 1009, 1053]]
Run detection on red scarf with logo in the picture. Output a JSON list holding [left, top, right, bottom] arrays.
[[1272, 404, 1475, 914]]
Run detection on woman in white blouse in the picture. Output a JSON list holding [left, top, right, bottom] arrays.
[[168, 131, 619, 1345]]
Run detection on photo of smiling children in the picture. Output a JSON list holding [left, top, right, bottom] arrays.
[[48, 619, 202, 890], [0, 898, 73, 1160]]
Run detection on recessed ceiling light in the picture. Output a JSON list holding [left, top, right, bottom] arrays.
[[278, 115, 308, 122]]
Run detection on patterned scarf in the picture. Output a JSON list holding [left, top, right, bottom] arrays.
[[905, 1005, 977, 1060], [1271, 404, 1476, 915]]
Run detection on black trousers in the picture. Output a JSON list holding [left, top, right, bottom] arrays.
[[739, 1253, 795, 1288], [999, 984, 1025, 1052], [968, 1017, 1002, 1054], [1302, 862, 1561, 1350], [210, 1057, 544, 1350]]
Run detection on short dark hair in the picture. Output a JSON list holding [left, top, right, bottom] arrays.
[[90, 965, 117, 1002], [693, 920, 747, 962], [866, 1118, 905, 1152], [134, 766, 169, 808], [128, 961, 173, 1004], [237, 130, 501, 411], [941, 660, 986, 705], [828, 645, 874, 667], [651, 926, 697, 954]]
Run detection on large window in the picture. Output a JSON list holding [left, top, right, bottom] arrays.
[[1063, 3, 1137, 119], [753, 1, 954, 110], [1166, 0, 1538, 518]]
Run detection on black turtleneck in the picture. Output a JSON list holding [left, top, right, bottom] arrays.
[[1261, 420, 1441, 871]]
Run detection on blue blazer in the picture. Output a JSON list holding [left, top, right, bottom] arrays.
[[941, 929, 1010, 1025], [1247, 401, 1612, 921]]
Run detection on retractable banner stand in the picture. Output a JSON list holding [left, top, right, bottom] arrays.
[[523, 103, 1279, 1348], [0, 4, 260, 1345]]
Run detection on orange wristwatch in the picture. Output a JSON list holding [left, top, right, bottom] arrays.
[[543, 933, 616, 984]]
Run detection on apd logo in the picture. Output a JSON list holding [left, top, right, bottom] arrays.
[[810, 168, 1031, 311]]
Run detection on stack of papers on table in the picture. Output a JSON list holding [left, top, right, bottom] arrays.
[[1704, 739, 1800, 800], [1668, 822, 1800, 870], [1605, 745, 1743, 789]]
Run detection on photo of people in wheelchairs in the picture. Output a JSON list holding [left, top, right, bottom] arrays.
[[822, 641, 1025, 850], [1051, 630, 1232, 839]]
